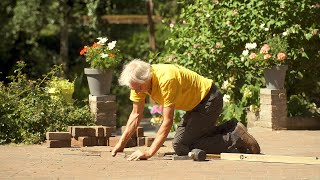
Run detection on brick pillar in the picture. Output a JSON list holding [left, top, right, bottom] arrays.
[[256, 88, 287, 130], [89, 95, 117, 131]]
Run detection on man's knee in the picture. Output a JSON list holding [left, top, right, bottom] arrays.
[[172, 140, 190, 156]]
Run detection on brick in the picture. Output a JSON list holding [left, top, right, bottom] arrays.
[[90, 101, 117, 114], [260, 88, 286, 95], [93, 126, 104, 137], [103, 127, 113, 137], [71, 126, 95, 137], [126, 138, 137, 148], [97, 137, 105, 146], [71, 138, 79, 147], [89, 94, 116, 102], [96, 114, 117, 126], [109, 136, 120, 147], [121, 126, 144, 137], [137, 137, 145, 146], [136, 127, 144, 137], [90, 137, 97, 146], [71, 126, 85, 137], [145, 137, 155, 147], [46, 140, 71, 148], [78, 136, 91, 147], [46, 132, 71, 140], [108, 136, 137, 147]]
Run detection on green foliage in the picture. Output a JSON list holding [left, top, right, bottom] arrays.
[[288, 94, 320, 118], [156, 0, 320, 122], [0, 61, 94, 144]]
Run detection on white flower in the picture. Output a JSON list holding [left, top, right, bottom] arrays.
[[264, 28, 269, 31], [206, 13, 210, 18], [108, 41, 117, 50], [100, 53, 109, 58], [260, 23, 265, 28], [221, 80, 229, 90], [241, 57, 245, 62], [223, 94, 230, 103], [97, 37, 108, 44], [242, 49, 249, 56], [282, 31, 288, 36], [245, 43, 257, 50], [170, 23, 174, 28]]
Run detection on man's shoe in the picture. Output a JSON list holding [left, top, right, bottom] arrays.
[[234, 122, 261, 154]]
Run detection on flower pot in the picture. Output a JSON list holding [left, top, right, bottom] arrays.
[[84, 68, 113, 96], [263, 65, 288, 89]]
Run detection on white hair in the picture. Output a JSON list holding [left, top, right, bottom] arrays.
[[118, 59, 152, 88]]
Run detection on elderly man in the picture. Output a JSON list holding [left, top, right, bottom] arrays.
[[112, 59, 260, 160]]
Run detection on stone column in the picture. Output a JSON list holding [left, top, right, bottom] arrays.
[[89, 95, 117, 131], [255, 88, 287, 130]]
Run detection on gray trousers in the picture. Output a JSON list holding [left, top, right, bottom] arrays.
[[172, 85, 239, 155]]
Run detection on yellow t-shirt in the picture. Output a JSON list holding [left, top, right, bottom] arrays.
[[130, 64, 213, 111]]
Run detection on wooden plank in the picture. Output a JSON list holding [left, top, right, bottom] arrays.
[[83, 15, 162, 24], [221, 153, 320, 165]]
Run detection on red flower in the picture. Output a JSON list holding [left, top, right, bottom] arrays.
[[92, 42, 102, 48], [109, 53, 116, 58], [80, 46, 88, 55]]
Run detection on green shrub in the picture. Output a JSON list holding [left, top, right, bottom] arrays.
[[153, 0, 320, 123], [0, 61, 94, 144]]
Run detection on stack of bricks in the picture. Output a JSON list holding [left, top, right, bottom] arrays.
[[46, 126, 155, 148], [109, 126, 155, 148], [256, 88, 288, 130], [89, 95, 117, 131], [46, 132, 71, 148], [69, 126, 114, 147]]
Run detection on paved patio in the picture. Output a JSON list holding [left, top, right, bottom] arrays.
[[0, 127, 319, 180]]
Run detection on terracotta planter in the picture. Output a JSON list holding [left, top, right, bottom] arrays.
[[263, 65, 288, 89], [84, 68, 113, 96]]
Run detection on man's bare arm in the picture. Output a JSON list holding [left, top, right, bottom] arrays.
[[146, 105, 174, 157], [111, 101, 144, 156]]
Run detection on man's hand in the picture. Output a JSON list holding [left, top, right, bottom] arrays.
[[111, 144, 124, 157], [127, 150, 151, 161]]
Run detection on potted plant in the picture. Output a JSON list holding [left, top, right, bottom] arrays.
[[80, 37, 121, 95], [240, 35, 289, 89]]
